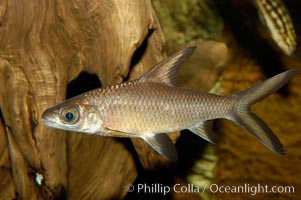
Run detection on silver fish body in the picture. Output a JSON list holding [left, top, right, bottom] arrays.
[[42, 47, 297, 161], [90, 83, 230, 135], [255, 0, 297, 55]]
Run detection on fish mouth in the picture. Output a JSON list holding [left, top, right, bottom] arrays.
[[42, 109, 60, 127], [41, 110, 48, 121], [42, 117, 57, 128]]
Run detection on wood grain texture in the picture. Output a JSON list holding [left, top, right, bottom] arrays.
[[0, 0, 167, 199], [0, 108, 15, 200]]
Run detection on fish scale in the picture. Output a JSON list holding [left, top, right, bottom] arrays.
[[42, 47, 297, 161], [99, 82, 230, 135]]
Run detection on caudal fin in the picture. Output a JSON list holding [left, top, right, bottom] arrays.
[[230, 70, 297, 155]]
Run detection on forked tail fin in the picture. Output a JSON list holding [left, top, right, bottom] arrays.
[[230, 70, 297, 154]]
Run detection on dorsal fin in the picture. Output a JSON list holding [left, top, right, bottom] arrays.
[[140, 46, 196, 85]]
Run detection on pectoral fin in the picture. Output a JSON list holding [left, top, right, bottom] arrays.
[[100, 127, 133, 137], [189, 120, 217, 144], [141, 133, 178, 162]]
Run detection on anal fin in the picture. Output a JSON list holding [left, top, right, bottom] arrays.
[[189, 120, 217, 144], [142, 133, 178, 162]]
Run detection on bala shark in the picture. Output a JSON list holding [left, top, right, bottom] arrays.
[[42, 47, 296, 162]]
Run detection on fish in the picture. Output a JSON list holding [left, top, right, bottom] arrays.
[[254, 0, 297, 55], [42, 46, 297, 162]]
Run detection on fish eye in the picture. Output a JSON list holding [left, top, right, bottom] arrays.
[[60, 107, 80, 124], [65, 112, 74, 122]]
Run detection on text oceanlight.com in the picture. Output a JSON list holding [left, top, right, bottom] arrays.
[[126, 183, 295, 196]]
